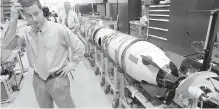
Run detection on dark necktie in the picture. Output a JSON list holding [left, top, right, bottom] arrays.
[[65, 12, 69, 27]]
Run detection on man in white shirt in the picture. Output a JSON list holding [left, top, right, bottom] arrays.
[[3, 0, 85, 108], [60, 2, 79, 31], [60, 2, 87, 53]]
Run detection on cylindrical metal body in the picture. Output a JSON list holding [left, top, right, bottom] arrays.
[[94, 28, 116, 48], [90, 27, 183, 88]]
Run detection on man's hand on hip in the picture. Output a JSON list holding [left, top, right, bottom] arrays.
[[57, 62, 76, 78]]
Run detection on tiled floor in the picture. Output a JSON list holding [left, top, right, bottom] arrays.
[[1, 53, 112, 108]]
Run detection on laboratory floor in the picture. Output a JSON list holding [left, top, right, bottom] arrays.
[[1, 53, 113, 108]]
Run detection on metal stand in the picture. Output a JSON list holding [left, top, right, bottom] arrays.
[[14, 52, 24, 90], [9, 51, 24, 91], [88, 44, 95, 67], [102, 57, 109, 91], [100, 52, 105, 86], [102, 55, 120, 108], [0, 77, 14, 104], [99, 26, 120, 108], [112, 66, 120, 108], [118, 73, 131, 108], [84, 22, 91, 57], [82, 18, 128, 108], [1, 50, 24, 103], [94, 47, 101, 75], [202, 10, 219, 71]]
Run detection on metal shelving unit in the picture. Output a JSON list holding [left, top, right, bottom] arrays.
[[148, 3, 170, 41], [2, 0, 12, 20]]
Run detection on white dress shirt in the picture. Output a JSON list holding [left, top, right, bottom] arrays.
[[2, 20, 85, 76], [59, 10, 79, 30]]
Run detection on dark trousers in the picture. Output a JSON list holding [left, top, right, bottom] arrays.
[[32, 73, 76, 108]]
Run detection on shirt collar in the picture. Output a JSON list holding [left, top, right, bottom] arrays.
[[31, 19, 49, 34], [40, 19, 49, 33]]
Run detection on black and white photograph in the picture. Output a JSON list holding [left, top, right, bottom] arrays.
[[0, 0, 219, 108]]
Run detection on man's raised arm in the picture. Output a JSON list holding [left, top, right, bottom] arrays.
[[2, 2, 25, 50]]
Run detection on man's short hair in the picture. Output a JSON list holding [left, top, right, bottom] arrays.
[[18, 0, 42, 9], [64, 1, 71, 6], [64, 1, 70, 4]]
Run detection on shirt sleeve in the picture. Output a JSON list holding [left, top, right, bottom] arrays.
[[60, 25, 85, 66], [2, 22, 27, 50], [73, 11, 80, 25], [68, 11, 79, 29]]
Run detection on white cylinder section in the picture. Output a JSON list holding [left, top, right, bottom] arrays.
[[106, 33, 133, 63], [94, 28, 116, 48], [92, 27, 173, 85]]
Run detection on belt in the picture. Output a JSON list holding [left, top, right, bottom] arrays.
[[34, 70, 63, 81]]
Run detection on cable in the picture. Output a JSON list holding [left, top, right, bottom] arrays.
[[191, 41, 205, 53], [209, 78, 219, 93]]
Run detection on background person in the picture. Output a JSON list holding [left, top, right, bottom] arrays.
[[60, 1, 87, 57]]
